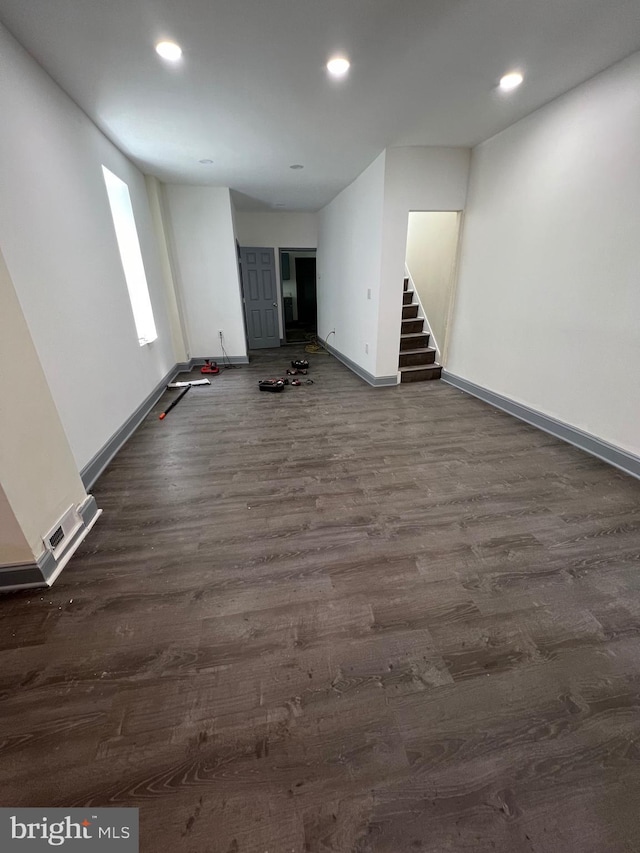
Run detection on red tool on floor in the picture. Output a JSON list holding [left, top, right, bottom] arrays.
[[201, 360, 220, 375]]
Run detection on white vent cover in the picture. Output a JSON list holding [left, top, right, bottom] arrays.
[[43, 505, 82, 559]]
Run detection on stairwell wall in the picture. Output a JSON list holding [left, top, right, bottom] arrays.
[[405, 211, 461, 361], [317, 147, 470, 383], [377, 147, 470, 377]]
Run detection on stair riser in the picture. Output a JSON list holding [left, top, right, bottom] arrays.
[[400, 334, 430, 351], [402, 305, 419, 319], [399, 350, 436, 367], [403, 277, 409, 292], [402, 291, 413, 305], [401, 319, 424, 334], [400, 366, 442, 383]]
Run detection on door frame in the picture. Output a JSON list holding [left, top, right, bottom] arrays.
[[278, 247, 317, 344]]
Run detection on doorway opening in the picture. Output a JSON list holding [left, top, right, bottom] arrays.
[[405, 212, 462, 365], [279, 249, 317, 344]]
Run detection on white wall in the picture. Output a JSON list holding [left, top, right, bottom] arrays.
[[317, 147, 470, 380], [235, 212, 318, 338], [145, 176, 188, 363], [406, 211, 461, 361], [448, 52, 640, 457], [377, 147, 471, 377], [0, 486, 31, 566], [162, 186, 247, 359], [0, 246, 88, 561], [235, 212, 318, 250], [317, 152, 386, 376], [0, 23, 176, 472]]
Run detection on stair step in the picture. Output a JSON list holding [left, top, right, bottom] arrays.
[[400, 363, 442, 383], [403, 277, 409, 292], [402, 290, 414, 305], [400, 332, 430, 351], [402, 304, 419, 319], [401, 318, 424, 334], [399, 347, 436, 367]]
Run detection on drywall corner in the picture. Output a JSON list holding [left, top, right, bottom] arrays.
[[145, 175, 189, 363], [0, 245, 92, 562]]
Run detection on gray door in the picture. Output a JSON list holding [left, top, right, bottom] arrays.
[[239, 247, 279, 349]]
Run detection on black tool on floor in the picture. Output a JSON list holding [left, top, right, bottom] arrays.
[[159, 385, 190, 419], [259, 379, 285, 392]]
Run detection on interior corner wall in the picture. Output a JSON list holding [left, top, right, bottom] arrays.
[[162, 185, 247, 359], [447, 51, 640, 458], [145, 175, 188, 363], [377, 147, 471, 377], [317, 152, 386, 376], [0, 22, 176, 472], [234, 212, 318, 339], [228, 194, 246, 344]]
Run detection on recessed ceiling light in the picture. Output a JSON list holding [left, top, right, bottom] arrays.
[[155, 41, 182, 62], [499, 71, 523, 92], [327, 57, 350, 77], [289, 164, 304, 170], [199, 159, 214, 165]]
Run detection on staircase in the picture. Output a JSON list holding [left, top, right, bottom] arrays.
[[399, 277, 442, 383]]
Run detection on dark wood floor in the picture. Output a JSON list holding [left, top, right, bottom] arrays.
[[2, 349, 640, 852]]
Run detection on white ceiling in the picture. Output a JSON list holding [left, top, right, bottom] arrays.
[[1, 0, 639, 211]]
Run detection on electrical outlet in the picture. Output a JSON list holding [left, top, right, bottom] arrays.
[[218, 329, 223, 339], [367, 288, 371, 300], [365, 342, 369, 354]]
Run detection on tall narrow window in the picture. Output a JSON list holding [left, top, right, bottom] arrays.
[[102, 166, 158, 346]]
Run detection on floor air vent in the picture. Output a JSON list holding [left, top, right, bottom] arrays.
[[48, 526, 65, 550], [44, 506, 82, 559]]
